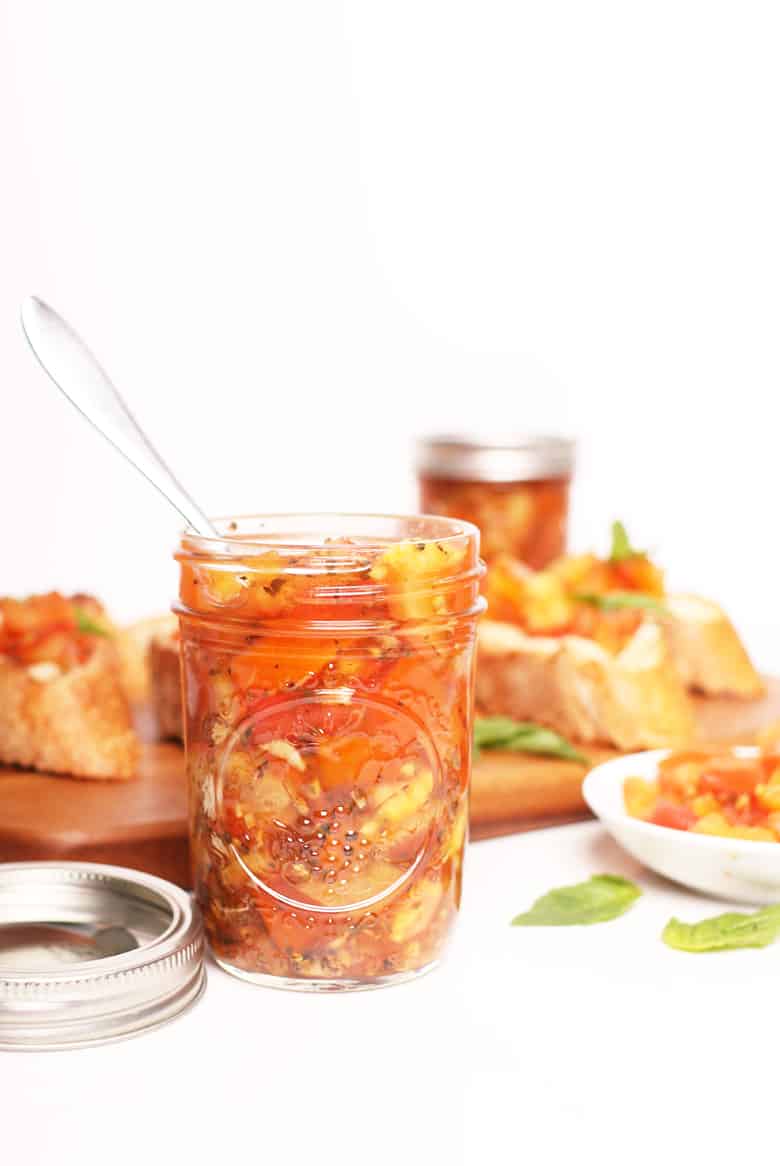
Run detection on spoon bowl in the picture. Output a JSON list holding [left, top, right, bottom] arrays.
[[21, 296, 216, 536]]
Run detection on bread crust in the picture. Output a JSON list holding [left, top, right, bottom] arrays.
[[117, 614, 178, 703], [0, 641, 139, 779], [662, 594, 765, 699], [476, 618, 695, 750], [149, 629, 183, 741]]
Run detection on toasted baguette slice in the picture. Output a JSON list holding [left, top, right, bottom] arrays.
[[662, 594, 765, 699], [476, 618, 695, 751], [149, 626, 183, 741], [0, 641, 138, 779], [117, 614, 178, 703]]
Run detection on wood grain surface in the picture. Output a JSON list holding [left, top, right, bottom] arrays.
[[470, 676, 780, 836], [1, 680, 779, 884]]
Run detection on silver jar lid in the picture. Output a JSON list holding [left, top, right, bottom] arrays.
[[0, 862, 205, 1051], [416, 434, 575, 483]]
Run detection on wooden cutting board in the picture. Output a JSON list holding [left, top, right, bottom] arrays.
[[2, 681, 779, 885]]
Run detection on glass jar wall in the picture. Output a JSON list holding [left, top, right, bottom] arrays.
[[175, 514, 485, 991]]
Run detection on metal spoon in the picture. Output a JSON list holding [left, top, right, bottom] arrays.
[[20, 295, 216, 536]]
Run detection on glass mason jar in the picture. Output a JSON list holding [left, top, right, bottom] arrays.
[[417, 435, 575, 569], [175, 514, 485, 991]]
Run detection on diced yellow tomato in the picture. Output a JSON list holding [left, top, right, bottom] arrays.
[[623, 777, 657, 820], [691, 793, 720, 818], [726, 825, 776, 842], [486, 555, 572, 631], [363, 768, 434, 840], [442, 805, 468, 861], [390, 880, 442, 944], [691, 812, 732, 836], [371, 539, 467, 621], [756, 782, 780, 813]]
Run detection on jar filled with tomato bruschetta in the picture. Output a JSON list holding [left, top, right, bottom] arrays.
[[175, 514, 485, 991], [417, 435, 575, 568]]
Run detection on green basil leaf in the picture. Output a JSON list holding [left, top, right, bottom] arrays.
[[662, 905, 780, 952], [512, 874, 641, 927], [474, 717, 588, 764], [573, 590, 666, 613], [505, 725, 589, 764], [73, 607, 110, 637], [474, 716, 533, 749], [608, 520, 645, 563]]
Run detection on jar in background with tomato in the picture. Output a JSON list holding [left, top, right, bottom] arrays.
[[417, 435, 575, 569]]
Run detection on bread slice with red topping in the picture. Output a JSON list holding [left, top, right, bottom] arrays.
[[477, 524, 763, 750], [0, 593, 138, 779], [477, 618, 695, 750]]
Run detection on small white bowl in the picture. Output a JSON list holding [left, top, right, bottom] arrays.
[[583, 747, 780, 904]]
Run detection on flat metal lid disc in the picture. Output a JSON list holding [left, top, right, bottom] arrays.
[[0, 862, 205, 1050]]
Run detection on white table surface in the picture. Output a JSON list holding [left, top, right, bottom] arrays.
[[2, 821, 774, 1165]]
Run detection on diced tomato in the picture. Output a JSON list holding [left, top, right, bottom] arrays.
[[760, 753, 780, 778], [625, 749, 780, 840], [0, 592, 105, 668], [650, 800, 698, 831], [722, 798, 764, 827], [230, 638, 340, 693], [658, 750, 719, 773], [569, 605, 643, 654], [609, 555, 664, 596], [699, 758, 761, 798]]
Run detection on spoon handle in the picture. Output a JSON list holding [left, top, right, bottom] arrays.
[[21, 296, 216, 536]]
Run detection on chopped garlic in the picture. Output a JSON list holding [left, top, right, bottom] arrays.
[[211, 720, 230, 746], [26, 661, 62, 683], [263, 739, 306, 772], [201, 771, 217, 819]]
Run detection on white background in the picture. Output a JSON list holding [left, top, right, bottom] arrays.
[[1, 5, 779, 1161], [1, 1, 778, 662], [5, 823, 779, 1166]]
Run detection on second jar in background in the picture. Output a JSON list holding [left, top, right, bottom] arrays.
[[417, 435, 575, 569]]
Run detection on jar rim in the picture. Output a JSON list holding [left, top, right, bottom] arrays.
[[178, 511, 481, 559], [175, 512, 485, 627]]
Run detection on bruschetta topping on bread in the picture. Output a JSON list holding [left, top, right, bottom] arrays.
[[0, 592, 111, 672], [0, 592, 138, 779], [477, 522, 763, 751], [485, 525, 664, 654]]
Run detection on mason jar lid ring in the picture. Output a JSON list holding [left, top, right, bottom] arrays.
[[416, 435, 575, 482], [0, 862, 205, 1051]]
